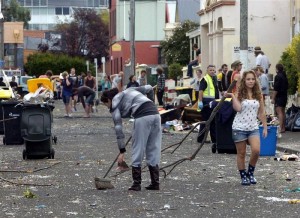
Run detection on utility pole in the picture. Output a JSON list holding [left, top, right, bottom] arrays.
[[94, 58, 98, 99], [130, 0, 135, 75], [240, 0, 248, 70], [0, 0, 4, 63]]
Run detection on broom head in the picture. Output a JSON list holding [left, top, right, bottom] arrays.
[[95, 177, 115, 190]]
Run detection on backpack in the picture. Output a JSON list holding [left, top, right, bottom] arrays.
[[285, 104, 300, 131]]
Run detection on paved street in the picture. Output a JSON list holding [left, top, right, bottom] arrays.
[[0, 100, 299, 218]]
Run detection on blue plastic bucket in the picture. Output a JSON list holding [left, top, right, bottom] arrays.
[[259, 126, 278, 156]]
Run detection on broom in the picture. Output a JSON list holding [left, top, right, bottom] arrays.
[[95, 136, 132, 190]]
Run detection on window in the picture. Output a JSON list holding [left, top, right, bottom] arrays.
[[18, 0, 25, 6], [88, 0, 94, 7], [99, 0, 108, 7], [40, 0, 47, 6], [31, 8, 39, 15], [63, 7, 69, 15], [33, 0, 39, 6], [40, 24, 50, 30], [25, 0, 31, 6], [40, 8, 50, 15], [55, 8, 62, 15], [48, 24, 56, 30], [21, 0, 47, 7], [47, 8, 55, 15], [31, 24, 40, 30], [56, 7, 69, 15]]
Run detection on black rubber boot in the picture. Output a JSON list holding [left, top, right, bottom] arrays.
[[145, 165, 160, 190], [128, 167, 141, 191]]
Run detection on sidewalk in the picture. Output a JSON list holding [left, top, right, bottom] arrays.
[[276, 131, 300, 154]]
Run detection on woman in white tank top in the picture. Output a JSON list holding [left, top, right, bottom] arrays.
[[226, 70, 268, 186]]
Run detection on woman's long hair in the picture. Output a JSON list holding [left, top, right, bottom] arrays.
[[100, 88, 119, 103], [237, 70, 262, 102]]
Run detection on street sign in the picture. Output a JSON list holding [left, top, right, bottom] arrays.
[[101, 57, 105, 64]]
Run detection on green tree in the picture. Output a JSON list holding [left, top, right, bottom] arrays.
[[24, 53, 92, 77], [160, 20, 199, 65], [168, 63, 182, 82], [100, 10, 109, 25], [55, 8, 109, 65], [280, 34, 300, 95], [3, 0, 31, 29]]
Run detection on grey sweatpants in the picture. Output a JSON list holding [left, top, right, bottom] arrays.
[[131, 114, 161, 167]]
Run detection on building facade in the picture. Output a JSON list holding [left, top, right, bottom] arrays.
[[109, 0, 167, 75], [291, 0, 300, 39], [14, 0, 109, 30], [198, 0, 291, 73]]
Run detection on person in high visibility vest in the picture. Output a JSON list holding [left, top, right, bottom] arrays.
[[197, 65, 219, 147]]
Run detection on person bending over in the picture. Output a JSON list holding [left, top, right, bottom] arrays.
[[101, 85, 161, 191]]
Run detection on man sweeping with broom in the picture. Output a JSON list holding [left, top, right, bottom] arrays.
[[100, 85, 161, 191]]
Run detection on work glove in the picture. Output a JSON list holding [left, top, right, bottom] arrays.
[[198, 101, 203, 110]]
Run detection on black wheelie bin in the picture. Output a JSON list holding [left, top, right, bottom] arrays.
[[20, 103, 56, 159]]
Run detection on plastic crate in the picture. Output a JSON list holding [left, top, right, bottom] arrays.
[[259, 126, 278, 156]]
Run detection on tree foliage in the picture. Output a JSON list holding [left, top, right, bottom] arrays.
[[168, 63, 183, 81], [100, 10, 109, 25], [3, 0, 31, 28], [160, 20, 199, 65], [24, 53, 92, 77], [55, 8, 109, 65], [279, 34, 300, 94]]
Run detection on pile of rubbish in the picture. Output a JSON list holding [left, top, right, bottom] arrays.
[[23, 85, 54, 104], [163, 119, 194, 133]]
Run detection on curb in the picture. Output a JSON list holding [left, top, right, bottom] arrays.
[[276, 145, 300, 155]]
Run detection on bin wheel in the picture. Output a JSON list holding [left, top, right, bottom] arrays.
[[22, 150, 27, 160], [3, 137, 6, 145], [211, 144, 217, 153], [49, 148, 55, 159], [53, 136, 57, 144]]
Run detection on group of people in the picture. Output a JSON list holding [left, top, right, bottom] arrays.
[[99, 52, 289, 190], [58, 68, 153, 119], [45, 51, 288, 191], [194, 59, 288, 186], [52, 68, 96, 118], [0, 76, 19, 91]]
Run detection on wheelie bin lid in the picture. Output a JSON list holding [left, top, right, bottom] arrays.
[[27, 78, 53, 93], [0, 88, 12, 99]]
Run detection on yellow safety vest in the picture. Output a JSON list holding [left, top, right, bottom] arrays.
[[203, 74, 215, 98]]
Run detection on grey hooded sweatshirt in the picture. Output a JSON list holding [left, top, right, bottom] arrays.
[[110, 85, 157, 152]]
